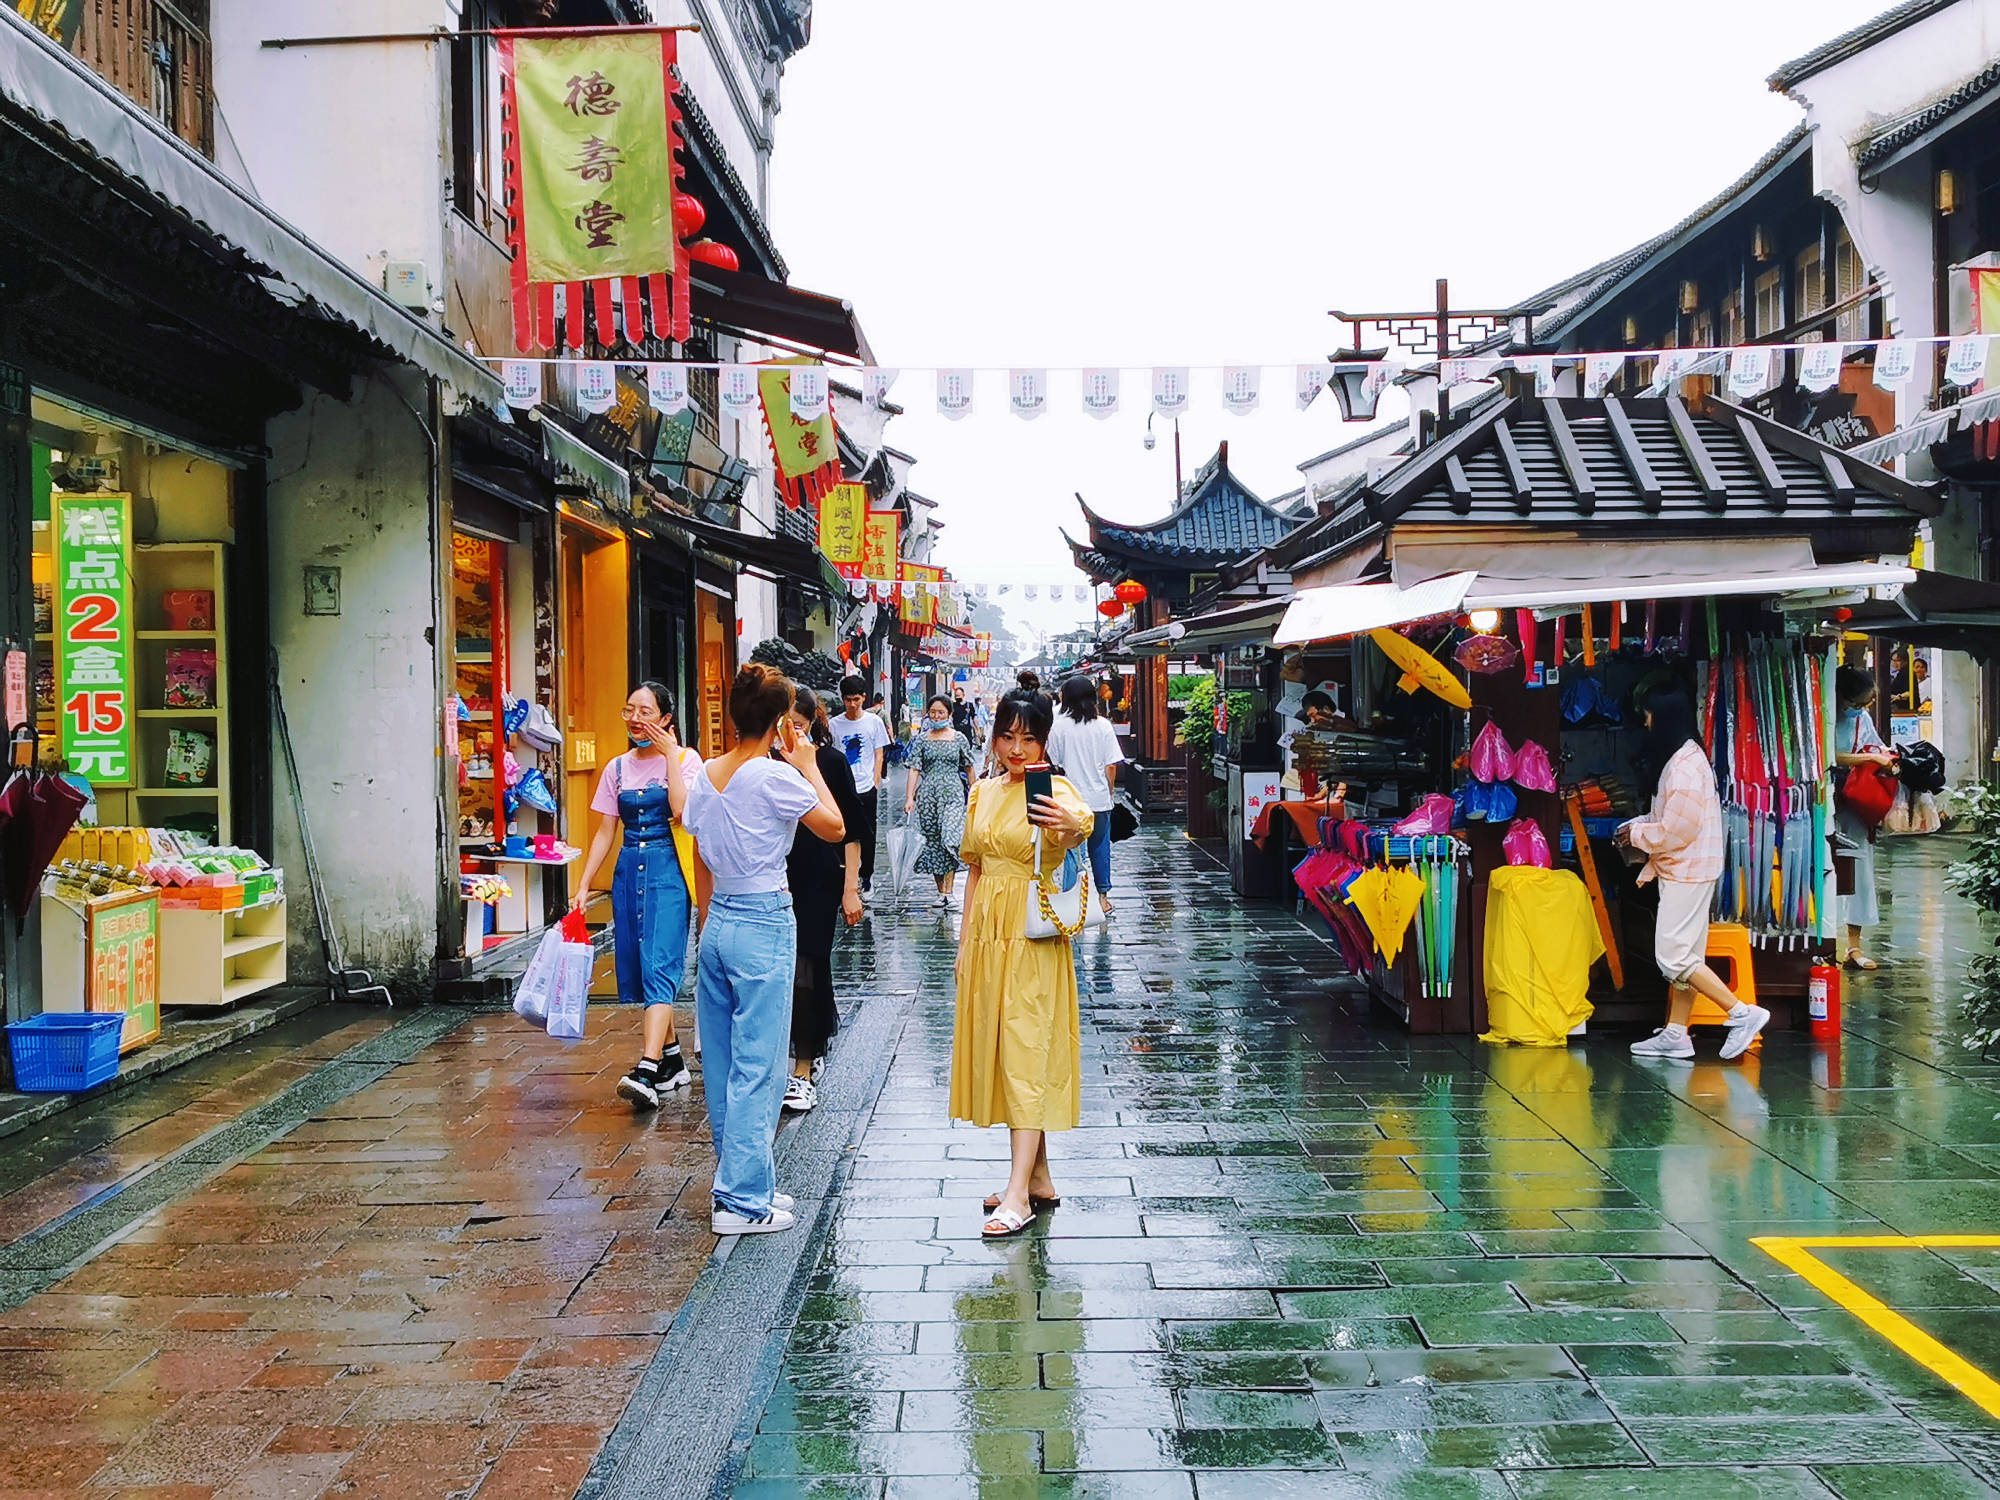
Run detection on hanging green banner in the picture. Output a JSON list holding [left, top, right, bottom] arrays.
[[54, 492, 134, 787], [507, 31, 678, 285]]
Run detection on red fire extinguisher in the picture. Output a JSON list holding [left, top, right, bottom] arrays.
[[1808, 961, 1842, 1041]]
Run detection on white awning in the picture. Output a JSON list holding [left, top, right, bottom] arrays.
[[1464, 561, 1915, 612], [1388, 537, 1914, 612], [1273, 572, 1476, 647]]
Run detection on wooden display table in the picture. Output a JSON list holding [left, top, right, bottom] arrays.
[[159, 897, 287, 1007]]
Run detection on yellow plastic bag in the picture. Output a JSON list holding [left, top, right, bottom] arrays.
[[1480, 865, 1603, 1046]]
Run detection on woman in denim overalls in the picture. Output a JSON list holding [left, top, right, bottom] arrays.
[[572, 681, 708, 1108]]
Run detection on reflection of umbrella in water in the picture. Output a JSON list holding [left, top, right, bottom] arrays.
[[1369, 629, 1471, 711], [0, 770, 86, 925]]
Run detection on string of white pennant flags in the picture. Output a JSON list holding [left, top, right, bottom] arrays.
[[492, 331, 1997, 424], [845, 580, 1109, 603]]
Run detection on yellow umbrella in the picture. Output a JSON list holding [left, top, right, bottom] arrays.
[[1347, 865, 1427, 968], [1369, 629, 1472, 710]]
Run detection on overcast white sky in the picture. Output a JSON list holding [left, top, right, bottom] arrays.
[[769, 1, 1888, 642]]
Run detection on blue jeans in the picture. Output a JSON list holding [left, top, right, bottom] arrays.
[[611, 844, 691, 1010], [696, 892, 797, 1216], [1084, 810, 1112, 895]]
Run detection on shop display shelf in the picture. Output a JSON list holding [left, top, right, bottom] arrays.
[[138, 708, 219, 718], [133, 787, 218, 797], [161, 898, 287, 1009], [465, 851, 579, 866], [135, 629, 216, 641]]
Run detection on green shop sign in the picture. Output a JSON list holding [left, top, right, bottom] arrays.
[[54, 492, 134, 787]]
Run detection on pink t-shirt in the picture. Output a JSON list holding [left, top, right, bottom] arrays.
[[589, 748, 703, 818]]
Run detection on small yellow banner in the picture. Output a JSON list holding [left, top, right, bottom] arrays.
[[862, 511, 900, 584], [818, 483, 867, 572]]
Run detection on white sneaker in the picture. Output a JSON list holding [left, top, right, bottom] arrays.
[[809, 1056, 826, 1084], [1630, 1028, 1695, 1060], [773, 1192, 794, 1212], [783, 1075, 818, 1113], [712, 1206, 796, 1235], [1720, 1004, 1771, 1061]]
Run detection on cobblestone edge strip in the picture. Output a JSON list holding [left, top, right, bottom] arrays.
[[578, 989, 917, 1500], [0, 1003, 476, 1302]]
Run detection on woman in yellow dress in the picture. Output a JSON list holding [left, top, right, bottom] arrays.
[[951, 689, 1094, 1238]]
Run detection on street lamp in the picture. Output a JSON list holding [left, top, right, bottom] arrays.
[[1329, 351, 1390, 423]]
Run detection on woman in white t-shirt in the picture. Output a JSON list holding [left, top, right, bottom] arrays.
[[1046, 674, 1123, 918], [667, 664, 845, 1236]]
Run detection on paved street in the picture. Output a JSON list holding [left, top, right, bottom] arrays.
[[4, 827, 2000, 1496]]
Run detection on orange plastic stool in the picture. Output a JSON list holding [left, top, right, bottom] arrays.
[[1691, 923, 1757, 1033]]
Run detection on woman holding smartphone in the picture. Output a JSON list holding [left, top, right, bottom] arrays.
[[951, 688, 1093, 1238], [571, 681, 709, 1109], [667, 664, 846, 1235]]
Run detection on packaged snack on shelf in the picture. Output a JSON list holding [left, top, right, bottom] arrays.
[[162, 590, 215, 631], [163, 648, 217, 709], [164, 728, 216, 787]]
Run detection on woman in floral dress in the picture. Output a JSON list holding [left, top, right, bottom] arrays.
[[905, 695, 975, 906]]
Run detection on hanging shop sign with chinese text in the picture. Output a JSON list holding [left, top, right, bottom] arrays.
[[818, 483, 868, 575], [861, 510, 900, 588], [54, 492, 134, 787], [500, 28, 689, 348]]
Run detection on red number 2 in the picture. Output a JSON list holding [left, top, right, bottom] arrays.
[[65, 596, 119, 643]]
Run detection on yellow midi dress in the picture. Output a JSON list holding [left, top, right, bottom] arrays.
[[949, 775, 1095, 1131]]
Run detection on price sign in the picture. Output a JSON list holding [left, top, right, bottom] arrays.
[[54, 493, 133, 787]]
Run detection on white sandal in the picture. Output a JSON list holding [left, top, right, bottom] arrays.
[[982, 1206, 1034, 1239]]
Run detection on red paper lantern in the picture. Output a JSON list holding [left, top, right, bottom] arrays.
[[1097, 599, 1125, 618], [673, 193, 706, 239], [688, 240, 739, 271], [1833, 607, 1854, 623], [1114, 579, 1147, 605]]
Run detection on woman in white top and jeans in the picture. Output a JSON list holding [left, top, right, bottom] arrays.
[[1046, 675, 1123, 918], [667, 664, 845, 1234]]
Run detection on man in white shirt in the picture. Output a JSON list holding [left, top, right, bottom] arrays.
[[836, 675, 892, 892]]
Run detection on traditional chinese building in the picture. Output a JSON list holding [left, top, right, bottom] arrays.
[[1066, 441, 1303, 763]]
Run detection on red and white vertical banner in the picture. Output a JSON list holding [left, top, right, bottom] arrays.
[[1296, 363, 1331, 410], [1082, 368, 1121, 419], [1798, 342, 1844, 393], [1221, 366, 1260, 416], [937, 369, 975, 420], [1009, 369, 1048, 419]]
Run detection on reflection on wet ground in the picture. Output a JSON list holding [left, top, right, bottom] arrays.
[[742, 827, 2000, 1496], [4, 827, 2000, 1495]]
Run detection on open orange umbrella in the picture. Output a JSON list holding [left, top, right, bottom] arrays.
[[1369, 629, 1472, 711]]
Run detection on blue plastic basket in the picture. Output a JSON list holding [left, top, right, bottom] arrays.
[[5, 1012, 126, 1093]]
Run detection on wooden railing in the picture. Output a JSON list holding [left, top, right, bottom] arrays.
[[70, 0, 213, 156]]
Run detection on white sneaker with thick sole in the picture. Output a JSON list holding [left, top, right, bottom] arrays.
[[1719, 1004, 1771, 1061], [783, 1075, 818, 1113], [1630, 1028, 1696, 1060], [712, 1206, 796, 1235]]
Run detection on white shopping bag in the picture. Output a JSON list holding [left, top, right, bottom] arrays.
[[545, 938, 595, 1042], [511, 926, 568, 1029]]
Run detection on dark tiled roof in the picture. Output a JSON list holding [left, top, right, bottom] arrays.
[[1856, 60, 2000, 171], [1517, 127, 1810, 342], [1349, 395, 1939, 528], [678, 89, 786, 282], [1769, 0, 1961, 90], [1082, 449, 1299, 561]]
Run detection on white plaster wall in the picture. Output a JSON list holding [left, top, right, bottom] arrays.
[[210, 0, 454, 304], [647, 0, 776, 207], [266, 371, 444, 994]]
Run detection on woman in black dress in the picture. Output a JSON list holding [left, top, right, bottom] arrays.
[[783, 685, 865, 1112]]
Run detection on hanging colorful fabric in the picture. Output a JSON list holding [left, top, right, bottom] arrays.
[[499, 28, 691, 351], [757, 361, 842, 509], [1518, 609, 1538, 685], [1580, 603, 1596, 668]]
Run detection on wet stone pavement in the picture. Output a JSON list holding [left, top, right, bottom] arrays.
[[2, 826, 2000, 1496]]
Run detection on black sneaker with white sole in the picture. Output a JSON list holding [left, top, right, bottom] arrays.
[[655, 1046, 691, 1091], [616, 1062, 661, 1108]]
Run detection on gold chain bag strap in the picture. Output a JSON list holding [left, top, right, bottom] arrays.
[[1024, 815, 1100, 941]]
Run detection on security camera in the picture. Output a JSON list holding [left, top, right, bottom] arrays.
[[1142, 431, 1157, 451]]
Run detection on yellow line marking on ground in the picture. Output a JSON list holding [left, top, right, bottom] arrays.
[[1752, 1234, 2000, 1420]]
